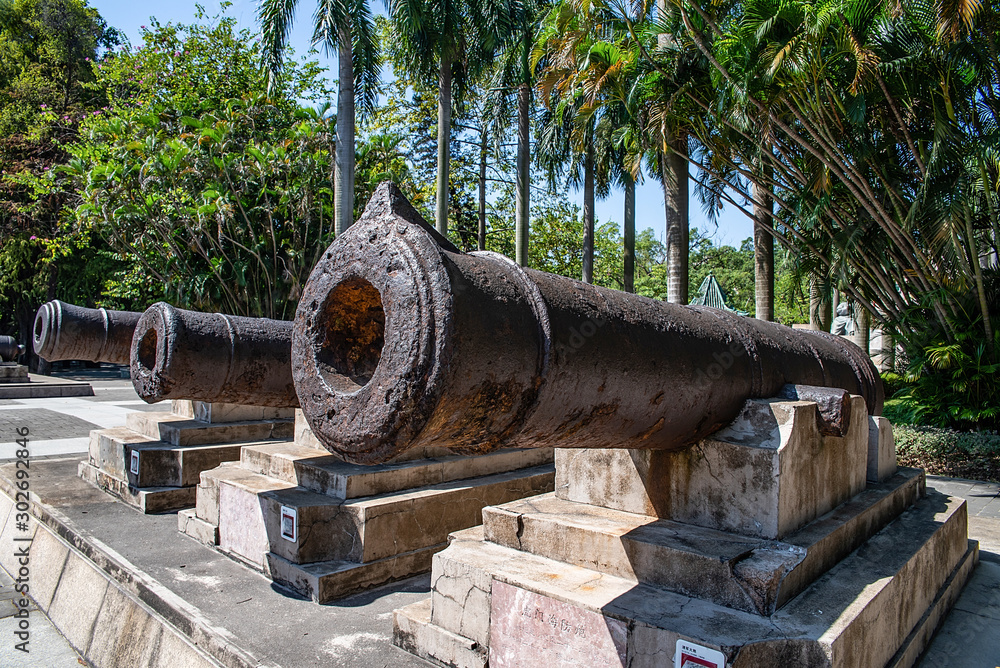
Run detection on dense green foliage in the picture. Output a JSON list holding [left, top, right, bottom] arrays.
[[894, 424, 1000, 482], [57, 10, 336, 319]]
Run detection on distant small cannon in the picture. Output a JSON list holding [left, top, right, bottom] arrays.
[[33, 300, 141, 365], [0, 336, 24, 362], [130, 303, 298, 407], [292, 183, 883, 465]]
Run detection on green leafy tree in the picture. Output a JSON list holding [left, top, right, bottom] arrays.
[[66, 96, 338, 319], [0, 0, 119, 361]]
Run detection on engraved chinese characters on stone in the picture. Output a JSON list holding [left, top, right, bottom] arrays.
[[490, 582, 627, 667]]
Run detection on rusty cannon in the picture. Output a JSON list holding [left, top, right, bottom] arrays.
[[292, 183, 882, 465], [131, 302, 298, 407], [33, 300, 142, 365]]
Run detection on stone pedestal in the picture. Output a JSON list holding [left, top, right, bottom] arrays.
[[0, 364, 94, 398], [393, 391, 976, 668], [178, 411, 556, 602], [0, 362, 28, 383], [79, 400, 294, 513]]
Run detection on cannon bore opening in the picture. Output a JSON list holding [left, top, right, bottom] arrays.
[[34, 315, 43, 340], [316, 277, 385, 393], [136, 329, 158, 371]]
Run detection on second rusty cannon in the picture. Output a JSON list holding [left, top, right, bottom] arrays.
[[292, 183, 882, 465], [130, 303, 298, 407], [33, 300, 141, 364]]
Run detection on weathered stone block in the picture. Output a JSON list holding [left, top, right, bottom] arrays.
[[171, 401, 293, 423], [216, 471, 294, 568], [177, 508, 219, 546], [394, 598, 487, 668], [397, 490, 974, 668], [867, 415, 897, 483], [127, 442, 245, 488], [0, 363, 28, 382], [242, 464, 554, 566], [241, 441, 553, 501], [125, 412, 293, 446], [556, 396, 869, 539]]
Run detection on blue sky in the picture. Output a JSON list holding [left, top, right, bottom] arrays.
[[90, 0, 755, 248]]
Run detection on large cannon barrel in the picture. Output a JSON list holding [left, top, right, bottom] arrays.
[[130, 303, 298, 407], [293, 183, 883, 465], [33, 300, 141, 364], [0, 336, 24, 362]]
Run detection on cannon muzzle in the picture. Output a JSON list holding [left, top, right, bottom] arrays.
[[293, 183, 882, 465], [131, 303, 298, 407], [33, 300, 141, 364]]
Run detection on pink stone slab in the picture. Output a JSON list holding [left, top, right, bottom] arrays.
[[218, 483, 269, 567], [490, 581, 627, 668]]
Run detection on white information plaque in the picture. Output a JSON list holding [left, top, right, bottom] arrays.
[[280, 505, 297, 542], [129, 450, 140, 476], [675, 639, 726, 668]]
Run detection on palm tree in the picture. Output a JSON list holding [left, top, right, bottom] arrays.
[[535, 6, 649, 289], [481, 0, 550, 266], [259, 0, 381, 235], [390, 0, 488, 235]]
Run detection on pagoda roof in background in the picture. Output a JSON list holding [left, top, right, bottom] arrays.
[[691, 274, 748, 316]]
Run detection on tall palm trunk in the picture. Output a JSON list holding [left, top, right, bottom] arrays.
[[809, 277, 832, 332], [753, 173, 774, 321], [335, 29, 355, 236], [853, 306, 870, 355], [582, 143, 595, 283], [662, 137, 689, 304], [478, 123, 487, 251], [435, 54, 452, 236], [624, 172, 635, 293], [514, 32, 531, 267]]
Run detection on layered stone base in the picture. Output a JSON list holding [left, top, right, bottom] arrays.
[[393, 393, 973, 668], [79, 461, 195, 513], [181, 413, 556, 602], [79, 402, 294, 513], [394, 489, 976, 668], [0, 371, 94, 398], [0, 362, 28, 382]]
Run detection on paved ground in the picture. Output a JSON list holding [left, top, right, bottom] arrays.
[[0, 568, 84, 667], [0, 365, 167, 666], [0, 366, 996, 667], [0, 365, 168, 460]]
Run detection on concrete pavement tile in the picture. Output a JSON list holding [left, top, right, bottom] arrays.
[[950, 561, 1000, 621], [0, 608, 84, 667], [918, 608, 1000, 667]]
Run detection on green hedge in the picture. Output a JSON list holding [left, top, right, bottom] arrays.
[[893, 424, 1000, 483]]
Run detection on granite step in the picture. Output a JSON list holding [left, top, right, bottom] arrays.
[[410, 489, 973, 668], [484, 467, 925, 615], [79, 461, 196, 513], [214, 463, 555, 570], [88, 427, 157, 480], [240, 441, 554, 500], [125, 412, 294, 446]]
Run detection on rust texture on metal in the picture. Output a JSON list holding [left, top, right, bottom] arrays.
[[33, 300, 141, 365], [293, 182, 883, 465], [0, 336, 24, 362], [131, 302, 298, 407]]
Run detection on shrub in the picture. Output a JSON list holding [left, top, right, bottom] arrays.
[[894, 424, 1000, 483]]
